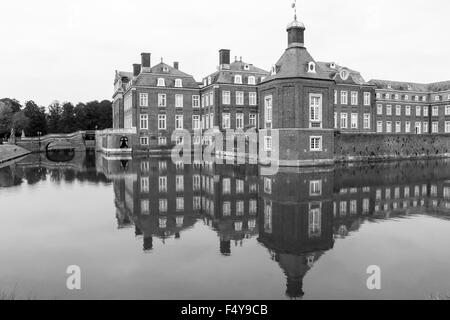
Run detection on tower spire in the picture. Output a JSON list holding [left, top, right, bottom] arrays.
[[292, 0, 297, 21]]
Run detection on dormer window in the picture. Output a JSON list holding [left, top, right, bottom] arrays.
[[234, 75, 242, 84], [157, 78, 165, 87], [422, 96, 427, 102], [339, 69, 349, 80], [271, 65, 277, 75], [407, 85, 412, 90], [330, 62, 336, 69], [175, 79, 182, 88], [308, 62, 316, 73], [435, 95, 441, 101], [248, 76, 256, 85], [162, 66, 169, 73], [387, 84, 392, 89], [207, 76, 212, 85], [244, 64, 250, 71], [414, 95, 419, 101], [203, 79, 207, 86]]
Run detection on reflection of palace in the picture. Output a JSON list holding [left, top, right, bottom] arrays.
[[96, 156, 450, 298]]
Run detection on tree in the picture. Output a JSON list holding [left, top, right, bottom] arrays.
[[0, 98, 22, 113], [0, 102, 13, 137], [74, 103, 87, 131], [47, 101, 62, 133], [12, 111, 30, 134], [24, 100, 47, 136], [60, 102, 76, 133]]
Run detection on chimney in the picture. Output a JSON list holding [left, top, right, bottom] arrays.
[[133, 63, 141, 77], [141, 53, 151, 72], [219, 49, 230, 70], [173, 61, 179, 70]]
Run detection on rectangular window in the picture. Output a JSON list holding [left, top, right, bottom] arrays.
[[176, 197, 184, 211], [396, 121, 401, 133], [159, 199, 168, 213], [310, 94, 322, 128], [140, 177, 149, 193], [364, 114, 371, 129], [236, 113, 244, 129], [334, 112, 338, 129], [141, 200, 150, 215], [377, 121, 383, 133], [351, 113, 358, 129], [192, 95, 200, 108], [415, 122, 421, 134], [158, 94, 166, 107], [175, 94, 183, 108], [423, 106, 429, 117], [236, 91, 244, 105], [351, 91, 358, 105], [310, 180, 322, 196], [405, 121, 411, 133], [209, 92, 214, 106], [396, 105, 401, 116], [140, 114, 148, 130], [222, 91, 231, 105], [445, 121, 450, 133], [192, 115, 200, 130], [386, 105, 392, 116], [386, 121, 392, 133], [406, 105, 411, 116], [265, 95, 273, 129], [249, 92, 257, 106], [445, 105, 450, 116], [234, 75, 242, 84], [334, 90, 338, 104], [175, 115, 183, 129], [341, 91, 348, 105], [340, 113, 348, 129], [432, 122, 439, 133], [416, 106, 421, 117], [249, 113, 257, 127], [310, 136, 322, 151], [264, 136, 272, 151], [222, 113, 231, 129], [423, 122, 428, 133], [377, 104, 383, 115], [159, 176, 167, 193], [364, 92, 371, 106], [140, 137, 148, 145], [158, 136, 167, 146], [158, 114, 166, 130], [432, 106, 439, 116], [176, 175, 184, 192], [139, 93, 148, 107]]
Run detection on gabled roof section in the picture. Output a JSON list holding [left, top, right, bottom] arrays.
[[133, 62, 199, 89], [317, 62, 371, 86], [368, 79, 429, 92], [428, 81, 450, 92], [202, 60, 269, 86], [262, 47, 332, 82]]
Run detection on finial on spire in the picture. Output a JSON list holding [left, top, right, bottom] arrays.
[[292, 0, 297, 21]]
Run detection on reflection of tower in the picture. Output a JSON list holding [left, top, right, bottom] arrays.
[[143, 236, 153, 251], [258, 167, 335, 298], [220, 239, 231, 256]]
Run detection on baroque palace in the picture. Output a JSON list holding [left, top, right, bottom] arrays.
[[101, 12, 450, 166]]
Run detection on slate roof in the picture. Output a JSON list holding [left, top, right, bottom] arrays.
[[368, 79, 450, 93], [134, 62, 199, 89], [262, 47, 332, 82], [317, 62, 371, 86], [204, 60, 269, 85]]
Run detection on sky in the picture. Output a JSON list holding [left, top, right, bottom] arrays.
[[1, 0, 450, 107]]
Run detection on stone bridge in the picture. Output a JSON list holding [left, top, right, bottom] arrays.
[[16, 131, 95, 153]]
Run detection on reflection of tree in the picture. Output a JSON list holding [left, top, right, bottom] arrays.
[[23, 167, 47, 185], [0, 167, 23, 188]]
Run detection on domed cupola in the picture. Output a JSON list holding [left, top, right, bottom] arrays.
[[287, 1, 305, 48]]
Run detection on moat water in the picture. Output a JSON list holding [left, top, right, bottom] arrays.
[[1, 150, 450, 300]]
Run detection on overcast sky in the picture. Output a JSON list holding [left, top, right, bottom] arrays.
[[1, 0, 449, 106]]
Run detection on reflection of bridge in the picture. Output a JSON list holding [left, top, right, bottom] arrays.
[[15, 151, 89, 172], [16, 131, 95, 153]]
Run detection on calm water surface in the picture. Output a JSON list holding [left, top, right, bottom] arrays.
[[1, 151, 450, 300]]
